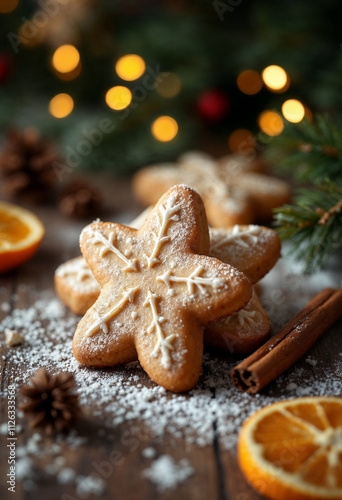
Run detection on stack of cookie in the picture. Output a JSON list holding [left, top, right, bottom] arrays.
[[56, 184, 281, 392]]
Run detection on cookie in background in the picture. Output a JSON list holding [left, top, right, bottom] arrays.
[[133, 150, 291, 227]]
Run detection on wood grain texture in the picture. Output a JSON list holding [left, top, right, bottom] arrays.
[[1, 175, 341, 500]]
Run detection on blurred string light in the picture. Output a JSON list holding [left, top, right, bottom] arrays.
[[52, 45, 80, 76], [262, 65, 289, 93], [258, 110, 284, 136], [151, 116, 178, 142], [156, 73, 182, 98], [282, 99, 305, 123], [228, 129, 255, 153], [236, 70, 263, 95], [0, 0, 18, 13], [115, 54, 145, 81], [105, 86, 132, 110], [49, 93, 74, 118]]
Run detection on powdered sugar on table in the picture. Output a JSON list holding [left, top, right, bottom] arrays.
[[1, 247, 341, 451]]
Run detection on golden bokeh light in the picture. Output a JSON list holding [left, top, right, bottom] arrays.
[[151, 116, 178, 142], [52, 45, 80, 74], [237, 70, 263, 95], [0, 0, 19, 13], [105, 86, 132, 110], [156, 73, 182, 98], [262, 65, 288, 92], [281, 99, 305, 123], [258, 110, 284, 136], [228, 129, 255, 153], [49, 93, 74, 119], [115, 54, 146, 81]]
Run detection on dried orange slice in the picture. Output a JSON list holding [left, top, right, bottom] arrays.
[[238, 397, 342, 500], [0, 201, 44, 273]]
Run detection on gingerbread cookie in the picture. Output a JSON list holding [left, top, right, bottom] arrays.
[[133, 157, 254, 227], [132, 151, 291, 227], [210, 224, 281, 284], [179, 152, 290, 221], [72, 185, 252, 392], [205, 290, 271, 354]]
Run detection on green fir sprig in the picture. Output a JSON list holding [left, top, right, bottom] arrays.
[[274, 182, 342, 273], [265, 115, 342, 272], [265, 115, 342, 183]]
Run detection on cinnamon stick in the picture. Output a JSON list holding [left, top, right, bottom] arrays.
[[231, 288, 342, 394]]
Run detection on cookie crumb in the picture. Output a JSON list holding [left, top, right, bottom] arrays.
[[5, 328, 24, 346]]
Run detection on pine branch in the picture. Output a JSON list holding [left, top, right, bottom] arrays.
[[274, 181, 342, 273], [264, 115, 342, 183]]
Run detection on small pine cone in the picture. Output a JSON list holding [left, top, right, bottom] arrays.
[[59, 179, 102, 218], [19, 368, 81, 434], [0, 128, 60, 203]]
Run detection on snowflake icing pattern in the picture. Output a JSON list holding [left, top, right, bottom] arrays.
[[74, 186, 251, 379]]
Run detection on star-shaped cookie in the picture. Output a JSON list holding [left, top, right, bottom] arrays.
[[133, 151, 291, 227], [73, 185, 252, 391]]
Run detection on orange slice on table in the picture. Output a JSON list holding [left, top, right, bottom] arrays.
[[0, 201, 45, 273], [238, 397, 342, 500]]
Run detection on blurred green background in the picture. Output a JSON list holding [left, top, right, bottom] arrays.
[[0, 0, 341, 173]]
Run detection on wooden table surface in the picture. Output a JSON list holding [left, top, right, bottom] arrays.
[[1, 175, 342, 500]]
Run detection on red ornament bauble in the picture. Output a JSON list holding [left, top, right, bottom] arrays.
[[0, 54, 13, 83], [197, 89, 230, 121]]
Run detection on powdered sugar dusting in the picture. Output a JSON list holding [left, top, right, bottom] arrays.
[[1, 255, 342, 452], [142, 455, 194, 491]]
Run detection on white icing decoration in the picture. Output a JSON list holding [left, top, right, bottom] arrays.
[[210, 225, 260, 252], [157, 265, 224, 295], [85, 287, 138, 337], [131, 311, 137, 320], [144, 195, 181, 268], [92, 230, 137, 271], [224, 299, 257, 326], [57, 258, 93, 281], [236, 308, 257, 326], [143, 290, 176, 369]]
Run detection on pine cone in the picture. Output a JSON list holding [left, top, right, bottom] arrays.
[[59, 179, 102, 218], [19, 368, 81, 434], [0, 128, 60, 203]]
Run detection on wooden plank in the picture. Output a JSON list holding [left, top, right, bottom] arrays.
[[1, 176, 341, 500]]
